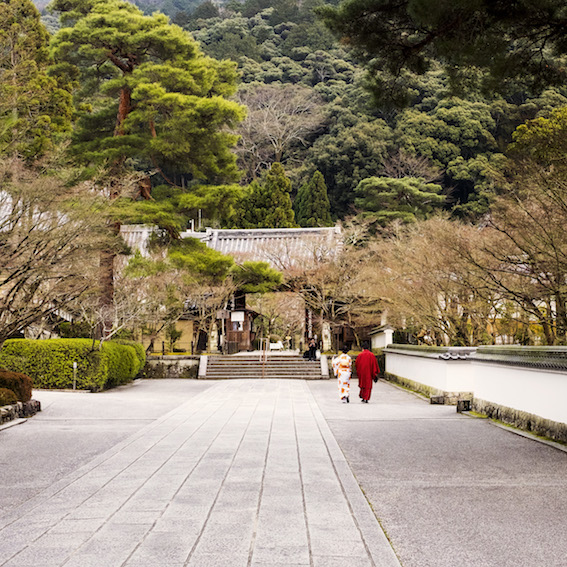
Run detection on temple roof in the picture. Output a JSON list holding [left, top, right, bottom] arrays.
[[180, 226, 342, 269], [121, 224, 342, 269]]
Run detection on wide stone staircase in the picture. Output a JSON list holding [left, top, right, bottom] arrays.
[[204, 354, 325, 380]]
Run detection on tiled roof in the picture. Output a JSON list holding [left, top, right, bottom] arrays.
[[121, 225, 342, 269], [180, 226, 342, 269], [120, 225, 156, 257]]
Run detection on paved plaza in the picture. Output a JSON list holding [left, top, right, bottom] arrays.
[[0, 380, 399, 567], [1, 378, 566, 567]]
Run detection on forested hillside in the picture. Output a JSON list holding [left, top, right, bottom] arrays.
[[32, 0, 567, 224], [7, 0, 567, 345], [189, 0, 567, 222]]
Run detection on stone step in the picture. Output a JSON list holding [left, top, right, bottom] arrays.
[[206, 370, 322, 375], [206, 375, 323, 380], [207, 365, 321, 372], [205, 355, 326, 380], [208, 371, 321, 374]]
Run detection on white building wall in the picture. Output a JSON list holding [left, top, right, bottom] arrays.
[[384, 345, 567, 427], [474, 363, 567, 425], [385, 347, 475, 394]]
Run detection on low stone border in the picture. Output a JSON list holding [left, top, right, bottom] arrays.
[[384, 371, 472, 405], [0, 400, 41, 425], [145, 356, 199, 379], [473, 398, 567, 444]]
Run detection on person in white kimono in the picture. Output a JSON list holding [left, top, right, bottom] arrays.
[[332, 345, 352, 403]]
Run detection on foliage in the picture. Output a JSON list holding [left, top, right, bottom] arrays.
[[234, 162, 296, 228], [50, 0, 244, 184], [184, 0, 567, 220], [294, 170, 333, 227], [0, 0, 73, 159], [319, 0, 567, 103], [510, 106, 567, 164], [354, 176, 445, 226], [168, 237, 235, 281], [230, 261, 282, 293], [165, 323, 183, 351], [305, 116, 392, 217], [0, 369, 33, 401], [0, 387, 18, 406], [112, 338, 146, 368], [176, 184, 245, 228], [0, 338, 144, 390], [56, 321, 92, 339]]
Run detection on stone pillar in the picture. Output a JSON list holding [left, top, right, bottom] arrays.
[[209, 322, 219, 353], [322, 321, 332, 352]]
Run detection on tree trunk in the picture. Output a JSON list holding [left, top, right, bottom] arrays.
[[97, 85, 134, 338], [114, 85, 132, 136], [98, 221, 120, 338]]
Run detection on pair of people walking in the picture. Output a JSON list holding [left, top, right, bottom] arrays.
[[332, 342, 379, 403]]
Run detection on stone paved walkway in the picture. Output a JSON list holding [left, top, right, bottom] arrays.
[[0, 380, 400, 567]]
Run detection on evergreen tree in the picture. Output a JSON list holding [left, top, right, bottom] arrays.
[[236, 163, 297, 228], [49, 0, 245, 328], [354, 176, 445, 226], [0, 0, 72, 159], [50, 0, 244, 182], [294, 170, 333, 227]]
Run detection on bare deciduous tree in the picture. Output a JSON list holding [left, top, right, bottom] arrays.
[[0, 163, 108, 349], [235, 84, 327, 180], [382, 148, 442, 182]]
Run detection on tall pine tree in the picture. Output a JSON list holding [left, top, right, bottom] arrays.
[[50, 0, 244, 182], [49, 0, 245, 328], [294, 170, 333, 227]]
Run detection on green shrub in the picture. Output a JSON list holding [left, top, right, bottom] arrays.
[[113, 339, 146, 369], [0, 369, 33, 401], [0, 387, 18, 406], [0, 339, 146, 391]]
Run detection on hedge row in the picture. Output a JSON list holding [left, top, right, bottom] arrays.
[[0, 339, 146, 391]]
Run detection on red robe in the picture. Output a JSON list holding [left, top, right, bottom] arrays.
[[355, 349, 379, 401]]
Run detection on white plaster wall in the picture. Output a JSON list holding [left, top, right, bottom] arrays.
[[385, 347, 567, 425], [474, 363, 567, 425], [371, 330, 393, 349], [386, 352, 475, 393]]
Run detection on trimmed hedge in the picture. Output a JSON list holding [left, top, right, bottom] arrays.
[[0, 339, 146, 391], [113, 339, 146, 369], [0, 387, 18, 406], [0, 369, 33, 401]]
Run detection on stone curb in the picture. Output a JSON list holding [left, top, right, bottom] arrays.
[[0, 417, 28, 432], [0, 399, 41, 427]]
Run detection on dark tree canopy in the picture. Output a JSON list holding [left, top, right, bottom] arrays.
[[50, 0, 244, 183], [320, 0, 567, 103]]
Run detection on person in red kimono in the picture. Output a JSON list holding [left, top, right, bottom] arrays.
[[355, 341, 379, 403]]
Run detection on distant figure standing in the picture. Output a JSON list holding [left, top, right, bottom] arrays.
[[356, 341, 379, 403], [308, 337, 317, 361], [332, 345, 352, 403]]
